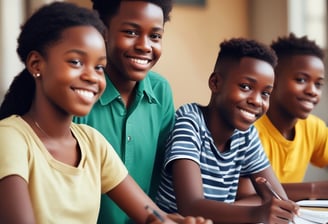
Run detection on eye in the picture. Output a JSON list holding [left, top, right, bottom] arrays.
[[150, 33, 162, 40], [315, 81, 324, 89], [123, 29, 137, 37], [69, 59, 83, 67], [295, 77, 306, 83], [262, 91, 271, 98], [95, 65, 105, 73], [240, 83, 251, 91]]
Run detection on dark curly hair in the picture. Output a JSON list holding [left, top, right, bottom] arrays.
[[271, 33, 324, 60], [214, 37, 278, 73], [91, 0, 173, 25], [0, 2, 106, 119]]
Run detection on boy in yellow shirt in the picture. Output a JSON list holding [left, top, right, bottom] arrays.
[[255, 33, 328, 201]]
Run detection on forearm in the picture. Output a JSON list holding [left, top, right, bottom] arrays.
[[178, 199, 262, 224], [235, 177, 262, 205], [107, 175, 164, 224], [283, 181, 328, 201], [234, 194, 262, 205]]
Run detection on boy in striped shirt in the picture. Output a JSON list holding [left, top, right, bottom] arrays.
[[156, 38, 299, 223]]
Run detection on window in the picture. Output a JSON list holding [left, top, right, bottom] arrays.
[[174, 0, 205, 6], [288, 0, 326, 48]]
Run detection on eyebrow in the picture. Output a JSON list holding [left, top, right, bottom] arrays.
[[65, 49, 107, 61], [121, 21, 164, 32], [244, 76, 274, 89], [296, 71, 325, 80]]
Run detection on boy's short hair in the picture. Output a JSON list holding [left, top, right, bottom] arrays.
[[214, 38, 278, 74], [91, 0, 173, 25], [271, 33, 324, 60]]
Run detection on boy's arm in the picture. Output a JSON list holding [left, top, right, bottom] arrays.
[[282, 181, 328, 201], [106, 175, 212, 224], [171, 160, 297, 223], [235, 166, 294, 205], [235, 177, 262, 205], [250, 166, 289, 201]]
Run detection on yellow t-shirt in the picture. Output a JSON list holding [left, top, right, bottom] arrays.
[[255, 114, 328, 183], [0, 115, 128, 224]]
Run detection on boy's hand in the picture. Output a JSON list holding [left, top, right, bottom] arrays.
[[146, 213, 213, 224], [167, 213, 213, 224], [262, 198, 299, 223]]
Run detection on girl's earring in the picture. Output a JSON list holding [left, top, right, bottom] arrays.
[[33, 73, 41, 78]]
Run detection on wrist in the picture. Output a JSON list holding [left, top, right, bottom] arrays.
[[309, 182, 316, 200]]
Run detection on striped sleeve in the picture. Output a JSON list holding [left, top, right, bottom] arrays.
[[240, 125, 270, 176], [164, 104, 203, 169]]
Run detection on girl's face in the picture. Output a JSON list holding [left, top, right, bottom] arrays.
[[36, 26, 107, 117], [271, 55, 325, 119], [105, 1, 164, 83], [213, 57, 274, 131]]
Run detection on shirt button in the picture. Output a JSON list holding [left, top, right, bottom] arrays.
[[127, 136, 132, 141]]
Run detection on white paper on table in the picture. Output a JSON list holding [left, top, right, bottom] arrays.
[[292, 208, 328, 224], [296, 200, 328, 208]]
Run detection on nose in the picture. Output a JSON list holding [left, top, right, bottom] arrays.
[[81, 66, 99, 83], [305, 82, 320, 97], [135, 36, 152, 53], [247, 92, 262, 107]]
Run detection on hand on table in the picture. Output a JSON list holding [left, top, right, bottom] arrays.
[[147, 213, 213, 224]]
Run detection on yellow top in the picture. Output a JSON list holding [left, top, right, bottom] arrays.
[[0, 115, 128, 224], [255, 114, 328, 183]]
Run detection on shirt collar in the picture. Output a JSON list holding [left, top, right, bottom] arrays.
[[99, 72, 159, 105]]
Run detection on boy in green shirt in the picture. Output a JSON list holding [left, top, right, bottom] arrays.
[[73, 0, 175, 223]]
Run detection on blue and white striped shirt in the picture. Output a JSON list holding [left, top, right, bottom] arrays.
[[156, 103, 270, 213]]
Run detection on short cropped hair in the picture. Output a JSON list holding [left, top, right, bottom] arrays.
[[271, 33, 324, 60], [214, 38, 278, 73], [91, 0, 173, 25]]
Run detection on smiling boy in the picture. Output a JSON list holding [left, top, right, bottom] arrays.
[[155, 38, 299, 223], [73, 1, 175, 223], [254, 33, 328, 201]]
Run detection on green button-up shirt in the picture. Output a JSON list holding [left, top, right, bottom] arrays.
[[73, 71, 175, 223]]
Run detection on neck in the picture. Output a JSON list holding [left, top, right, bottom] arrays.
[[266, 109, 297, 140], [202, 105, 234, 151], [106, 66, 138, 108], [25, 111, 72, 139]]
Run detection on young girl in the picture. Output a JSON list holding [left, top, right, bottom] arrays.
[[0, 2, 211, 224]]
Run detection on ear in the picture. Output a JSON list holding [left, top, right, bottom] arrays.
[[208, 72, 223, 93], [26, 50, 43, 76]]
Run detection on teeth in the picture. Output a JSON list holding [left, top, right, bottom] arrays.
[[131, 58, 148, 65], [75, 89, 94, 99], [240, 109, 256, 118], [303, 101, 314, 106]]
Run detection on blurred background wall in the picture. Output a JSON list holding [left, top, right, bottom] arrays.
[[0, 0, 327, 181]]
